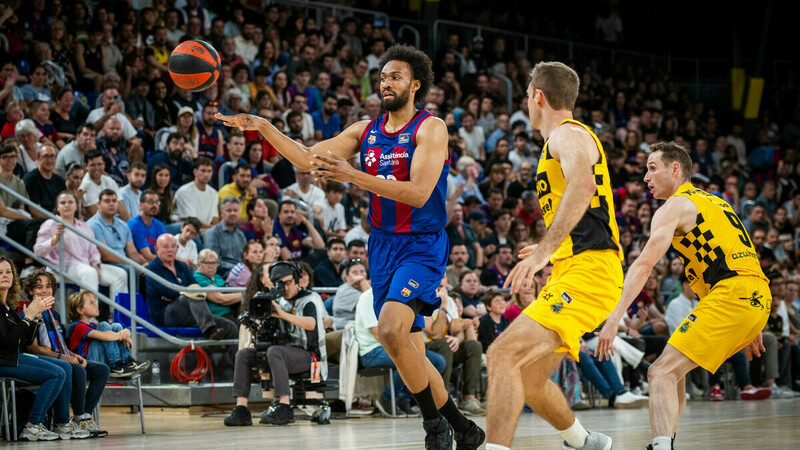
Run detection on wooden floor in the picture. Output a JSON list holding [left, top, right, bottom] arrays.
[[6, 398, 800, 449]]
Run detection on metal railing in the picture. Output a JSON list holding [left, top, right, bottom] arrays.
[[270, 0, 389, 28]]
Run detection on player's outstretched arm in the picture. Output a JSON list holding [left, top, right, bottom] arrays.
[[595, 197, 694, 360], [215, 113, 366, 171], [312, 116, 448, 208], [503, 125, 598, 293]]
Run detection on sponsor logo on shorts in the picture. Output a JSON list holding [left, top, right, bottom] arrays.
[[679, 321, 692, 333], [551, 301, 564, 313], [560, 291, 573, 304], [398, 133, 410, 144], [401, 288, 411, 297], [739, 291, 766, 311], [408, 279, 419, 288], [688, 314, 697, 322]]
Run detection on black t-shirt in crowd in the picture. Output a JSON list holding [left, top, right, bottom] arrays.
[[23, 169, 66, 213]]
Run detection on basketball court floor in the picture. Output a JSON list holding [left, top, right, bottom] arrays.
[[5, 398, 799, 448]]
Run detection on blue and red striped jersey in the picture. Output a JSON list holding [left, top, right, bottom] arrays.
[[68, 321, 97, 358], [359, 110, 450, 234]]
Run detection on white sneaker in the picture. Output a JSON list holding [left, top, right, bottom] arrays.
[[20, 423, 60, 441], [612, 391, 649, 409], [769, 384, 796, 399], [54, 421, 91, 439]]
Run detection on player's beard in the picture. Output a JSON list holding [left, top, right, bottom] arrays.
[[382, 87, 411, 112]]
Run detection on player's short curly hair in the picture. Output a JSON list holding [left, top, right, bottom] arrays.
[[379, 44, 434, 104]]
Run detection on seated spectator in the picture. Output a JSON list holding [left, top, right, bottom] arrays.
[[85, 88, 142, 162], [80, 149, 130, 220], [480, 243, 514, 288], [87, 189, 147, 266], [219, 163, 259, 224], [214, 131, 248, 187], [242, 197, 274, 242], [341, 182, 368, 228], [56, 124, 96, 177], [356, 288, 446, 417], [347, 239, 368, 262], [226, 240, 265, 288], [452, 156, 485, 204], [29, 100, 65, 148], [148, 133, 195, 190], [62, 163, 88, 220], [149, 163, 177, 224], [478, 165, 508, 200], [175, 217, 201, 271], [20, 65, 52, 103], [224, 261, 327, 426], [196, 102, 225, 160], [576, 339, 649, 409], [173, 157, 219, 228], [456, 271, 485, 318], [344, 208, 371, 246], [446, 203, 483, 269], [332, 258, 370, 330], [120, 162, 147, 218], [664, 274, 698, 335], [95, 117, 131, 186], [314, 238, 347, 288], [15, 119, 43, 174], [445, 244, 471, 289], [194, 249, 243, 322], [625, 270, 669, 336], [516, 190, 541, 227], [425, 280, 485, 415], [504, 281, 540, 324], [23, 143, 64, 214], [0, 258, 74, 441], [34, 191, 128, 301], [1, 102, 25, 139], [477, 291, 510, 352], [243, 141, 282, 195], [283, 170, 325, 208], [273, 200, 326, 260], [128, 190, 168, 262], [146, 234, 237, 340], [157, 106, 200, 156], [615, 196, 642, 236], [205, 197, 248, 276], [312, 93, 341, 140], [320, 181, 347, 238], [458, 112, 485, 161], [66, 290, 150, 377], [281, 94, 315, 140]]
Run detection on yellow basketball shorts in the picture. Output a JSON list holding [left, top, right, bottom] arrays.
[[522, 249, 623, 362], [668, 276, 770, 372]]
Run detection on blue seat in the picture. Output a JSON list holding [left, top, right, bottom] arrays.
[[114, 293, 203, 338]]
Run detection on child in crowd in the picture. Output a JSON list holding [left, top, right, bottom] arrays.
[[477, 291, 509, 352], [67, 291, 151, 378]]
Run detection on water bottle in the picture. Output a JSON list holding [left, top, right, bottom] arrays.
[[151, 361, 161, 385]]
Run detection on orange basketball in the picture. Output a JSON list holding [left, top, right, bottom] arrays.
[[168, 40, 221, 92]]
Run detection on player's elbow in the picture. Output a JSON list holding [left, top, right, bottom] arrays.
[[407, 191, 428, 208]]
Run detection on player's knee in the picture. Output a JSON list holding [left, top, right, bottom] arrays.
[[647, 360, 677, 385], [377, 324, 405, 351], [486, 342, 510, 368]]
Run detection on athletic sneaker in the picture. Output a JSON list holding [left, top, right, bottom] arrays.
[[458, 398, 486, 416], [611, 390, 649, 409], [20, 423, 59, 441], [561, 430, 613, 450], [769, 384, 797, 399], [124, 359, 151, 375], [396, 397, 420, 417], [740, 387, 771, 400], [224, 406, 253, 426], [454, 419, 485, 450], [54, 421, 91, 439], [350, 399, 375, 415], [709, 386, 724, 401], [260, 402, 295, 425], [78, 418, 108, 437], [374, 395, 398, 417], [110, 362, 138, 378], [422, 416, 454, 450]]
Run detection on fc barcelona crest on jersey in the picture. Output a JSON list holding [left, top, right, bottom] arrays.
[[401, 288, 411, 297], [368, 135, 377, 144]]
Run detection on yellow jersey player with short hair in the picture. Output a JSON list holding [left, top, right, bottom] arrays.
[[595, 141, 769, 450], [485, 61, 622, 450]]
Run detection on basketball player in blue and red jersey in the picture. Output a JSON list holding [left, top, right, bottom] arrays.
[[216, 44, 484, 450]]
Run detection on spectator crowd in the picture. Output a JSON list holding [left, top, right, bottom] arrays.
[[2, 0, 800, 439]]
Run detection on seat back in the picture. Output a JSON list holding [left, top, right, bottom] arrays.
[[114, 293, 203, 338]]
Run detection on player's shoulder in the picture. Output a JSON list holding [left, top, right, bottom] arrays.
[[416, 114, 447, 139]]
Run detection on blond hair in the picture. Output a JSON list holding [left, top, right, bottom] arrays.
[[67, 290, 96, 321]]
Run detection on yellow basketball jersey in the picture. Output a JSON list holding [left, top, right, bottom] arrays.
[[535, 119, 622, 262], [671, 183, 768, 299]]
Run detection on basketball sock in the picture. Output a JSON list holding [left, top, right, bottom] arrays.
[[411, 384, 440, 421], [485, 444, 510, 450], [558, 418, 589, 448], [652, 435, 673, 448], [437, 397, 470, 433]]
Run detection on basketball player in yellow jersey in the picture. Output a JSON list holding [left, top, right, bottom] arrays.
[[595, 142, 770, 450], [485, 61, 622, 450]]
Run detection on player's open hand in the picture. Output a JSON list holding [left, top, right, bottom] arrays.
[[744, 332, 766, 361], [311, 151, 355, 183], [594, 320, 619, 361], [503, 245, 548, 294], [215, 113, 262, 132]]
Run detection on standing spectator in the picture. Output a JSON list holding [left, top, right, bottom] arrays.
[[173, 157, 219, 228], [23, 143, 64, 214], [79, 150, 129, 220], [34, 191, 128, 301], [272, 200, 326, 261], [56, 124, 96, 176], [204, 197, 248, 276], [332, 259, 371, 329], [127, 190, 167, 262], [477, 291, 510, 352], [314, 238, 347, 288], [175, 217, 201, 271], [87, 189, 147, 267]]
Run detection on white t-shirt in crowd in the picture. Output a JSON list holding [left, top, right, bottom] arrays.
[[354, 289, 381, 357], [173, 181, 219, 224], [80, 173, 121, 207], [285, 183, 326, 208], [664, 293, 699, 335], [319, 201, 346, 233], [458, 126, 486, 160], [344, 225, 369, 248], [85, 109, 138, 141], [174, 233, 198, 265]]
